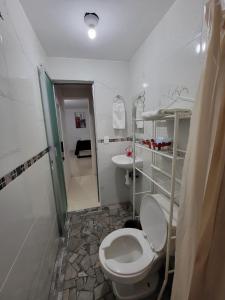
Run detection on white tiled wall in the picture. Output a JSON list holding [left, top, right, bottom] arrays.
[[0, 157, 58, 300], [47, 57, 131, 139], [130, 0, 206, 109], [129, 0, 207, 209], [47, 57, 132, 206], [97, 141, 131, 206], [0, 0, 58, 299]]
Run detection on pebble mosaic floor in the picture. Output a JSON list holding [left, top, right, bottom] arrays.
[[49, 203, 172, 300]]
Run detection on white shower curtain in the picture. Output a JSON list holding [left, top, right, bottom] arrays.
[[172, 1, 225, 299]]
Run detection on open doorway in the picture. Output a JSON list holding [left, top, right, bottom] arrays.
[[54, 83, 99, 211]]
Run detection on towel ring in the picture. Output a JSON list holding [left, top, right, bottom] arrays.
[[133, 90, 146, 107], [113, 95, 125, 104]]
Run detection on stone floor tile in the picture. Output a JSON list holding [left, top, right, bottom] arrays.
[[86, 267, 95, 277], [64, 279, 76, 290], [94, 282, 110, 299], [56, 274, 65, 291], [105, 292, 116, 300], [84, 276, 96, 291], [78, 248, 87, 256], [72, 262, 80, 272], [76, 277, 85, 290], [49, 293, 58, 300], [90, 254, 98, 266], [57, 291, 63, 300], [63, 289, 69, 300], [78, 271, 87, 278], [75, 255, 83, 265], [68, 288, 77, 300], [80, 255, 91, 271], [77, 291, 93, 300], [90, 243, 98, 255], [65, 264, 77, 280], [95, 268, 104, 285], [69, 253, 78, 264]]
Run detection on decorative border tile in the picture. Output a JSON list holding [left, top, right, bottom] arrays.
[[0, 147, 49, 191], [97, 137, 132, 143]]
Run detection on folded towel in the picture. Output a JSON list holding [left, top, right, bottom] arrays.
[[136, 102, 144, 128], [142, 108, 191, 120], [113, 102, 126, 129], [142, 109, 164, 120]]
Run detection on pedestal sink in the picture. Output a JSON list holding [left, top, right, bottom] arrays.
[[112, 154, 143, 185]]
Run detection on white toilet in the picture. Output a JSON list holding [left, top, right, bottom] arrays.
[[99, 194, 169, 300]]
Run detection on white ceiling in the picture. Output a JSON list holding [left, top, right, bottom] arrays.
[[20, 0, 175, 60], [64, 99, 89, 109]]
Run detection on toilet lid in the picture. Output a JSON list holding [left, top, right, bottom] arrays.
[[140, 194, 167, 252]]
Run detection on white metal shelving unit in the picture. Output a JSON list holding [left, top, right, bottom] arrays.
[[132, 110, 191, 300]]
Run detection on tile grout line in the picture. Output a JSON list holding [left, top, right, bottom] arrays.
[[0, 220, 37, 293], [97, 136, 132, 143], [0, 147, 49, 192]]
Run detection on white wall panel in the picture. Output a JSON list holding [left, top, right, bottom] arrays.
[[0, 1, 58, 299]]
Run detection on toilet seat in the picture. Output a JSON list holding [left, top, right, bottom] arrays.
[[99, 195, 168, 286], [100, 228, 155, 276]]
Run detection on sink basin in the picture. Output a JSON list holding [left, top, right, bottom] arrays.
[[112, 154, 143, 170]]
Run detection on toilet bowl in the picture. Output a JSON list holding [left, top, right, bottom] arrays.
[[99, 228, 156, 284], [99, 194, 169, 299]]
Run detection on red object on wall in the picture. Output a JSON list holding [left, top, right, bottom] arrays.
[[125, 146, 133, 157]]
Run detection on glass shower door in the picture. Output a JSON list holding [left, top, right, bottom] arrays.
[[38, 66, 67, 235]]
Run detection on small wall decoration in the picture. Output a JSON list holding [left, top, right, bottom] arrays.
[[75, 112, 86, 128]]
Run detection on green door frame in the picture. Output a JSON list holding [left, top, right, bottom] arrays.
[[38, 66, 67, 236]]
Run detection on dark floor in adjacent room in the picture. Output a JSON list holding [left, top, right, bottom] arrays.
[[49, 204, 172, 300]]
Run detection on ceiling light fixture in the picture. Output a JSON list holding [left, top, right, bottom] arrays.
[[88, 28, 96, 39], [195, 41, 207, 54], [195, 43, 201, 54], [84, 12, 99, 40], [142, 82, 149, 89], [202, 42, 206, 52]]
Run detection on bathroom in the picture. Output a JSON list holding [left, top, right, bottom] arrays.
[[0, 0, 225, 300]]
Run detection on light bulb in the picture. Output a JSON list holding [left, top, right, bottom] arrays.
[[88, 28, 96, 39], [142, 82, 149, 89], [202, 42, 206, 52], [195, 43, 201, 54]]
